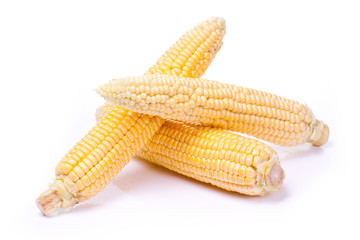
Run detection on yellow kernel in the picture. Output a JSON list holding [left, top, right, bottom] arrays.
[[73, 166, 85, 178], [81, 175, 92, 187], [68, 172, 79, 182], [76, 179, 85, 191], [57, 163, 72, 174], [245, 167, 256, 178]]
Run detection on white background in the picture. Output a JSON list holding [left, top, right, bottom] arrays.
[[0, 0, 359, 239]]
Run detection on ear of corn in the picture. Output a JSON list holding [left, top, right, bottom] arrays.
[[140, 121, 284, 195], [97, 75, 329, 146], [37, 17, 226, 215], [96, 104, 284, 195]]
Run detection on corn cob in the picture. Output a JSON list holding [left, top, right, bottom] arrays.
[[37, 17, 226, 215], [97, 104, 284, 195], [97, 75, 329, 146]]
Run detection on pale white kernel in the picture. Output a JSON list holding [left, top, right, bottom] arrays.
[[125, 91, 131, 99]]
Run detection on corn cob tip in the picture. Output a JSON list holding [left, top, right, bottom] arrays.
[[265, 163, 285, 191], [212, 17, 226, 27], [36, 189, 62, 216], [308, 120, 329, 146], [257, 158, 285, 192], [36, 178, 78, 216]]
